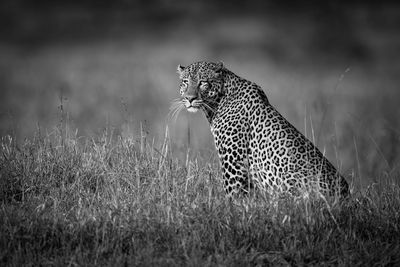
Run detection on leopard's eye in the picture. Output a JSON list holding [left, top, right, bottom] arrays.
[[208, 90, 216, 97], [181, 79, 189, 88], [200, 81, 210, 90]]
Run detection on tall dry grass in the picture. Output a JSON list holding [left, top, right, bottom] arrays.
[[1, 121, 399, 265]]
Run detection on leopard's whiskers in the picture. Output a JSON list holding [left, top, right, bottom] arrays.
[[201, 102, 215, 114], [173, 105, 185, 123], [168, 100, 185, 123], [204, 98, 219, 105]]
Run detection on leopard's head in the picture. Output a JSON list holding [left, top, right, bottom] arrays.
[[173, 61, 224, 116]]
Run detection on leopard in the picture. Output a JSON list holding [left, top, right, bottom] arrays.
[[172, 61, 349, 198]]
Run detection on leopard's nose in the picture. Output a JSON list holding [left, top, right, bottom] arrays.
[[185, 95, 197, 103]]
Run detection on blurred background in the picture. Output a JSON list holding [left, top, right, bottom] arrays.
[[0, 0, 399, 188]]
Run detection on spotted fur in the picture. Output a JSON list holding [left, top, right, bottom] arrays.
[[173, 61, 349, 197]]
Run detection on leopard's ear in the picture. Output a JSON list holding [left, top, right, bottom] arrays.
[[177, 64, 185, 75], [214, 61, 224, 78], [215, 61, 224, 72]]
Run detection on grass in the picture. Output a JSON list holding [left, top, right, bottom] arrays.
[[1, 125, 400, 266]]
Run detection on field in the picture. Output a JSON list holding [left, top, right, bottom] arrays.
[[1, 2, 400, 266], [1, 127, 399, 266], [1, 4, 400, 188]]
